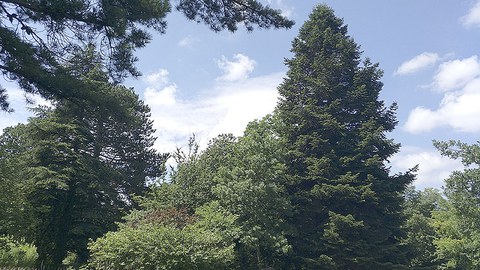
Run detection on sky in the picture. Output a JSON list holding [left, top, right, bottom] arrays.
[[1, 0, 480, 190]]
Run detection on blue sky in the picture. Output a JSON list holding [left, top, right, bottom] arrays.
[[2, 0, 480, 189]]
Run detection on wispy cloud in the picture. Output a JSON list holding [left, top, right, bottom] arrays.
[[144, 69, 170, 88], [178, 35, 196, 48], [390, 146, 463, 190], [404, 55, 480, 133], [217, 54, 256, 82], [461, 0, 480, 28], [394, 52, 439, 75]]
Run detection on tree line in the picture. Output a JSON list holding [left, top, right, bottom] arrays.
[[1, 2, 479, 270]]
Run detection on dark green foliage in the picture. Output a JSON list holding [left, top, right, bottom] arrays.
[[0, 0, 170, 111], [0, 0, 293, 112], [275, 5, 414, 269], [176, 0, 294, 32], [0, 125, 36, 240], [0, 86, 11, 112]]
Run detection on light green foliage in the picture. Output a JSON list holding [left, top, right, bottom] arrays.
[[121, 115, 291, 269], [139, 134, 238, 212], [211, 116, 292, 269], [432, 202, 480, 269], [173, 134, 238, 209], [275, 5, 414, 268], [87, 202, 238, 270], [0, 235, 38, 268], [431, 140, 480, 269]]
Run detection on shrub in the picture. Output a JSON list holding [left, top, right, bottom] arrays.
[[0, 235, 38, 268]]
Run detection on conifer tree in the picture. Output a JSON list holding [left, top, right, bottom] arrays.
[[0, 0, 294, 111], [0, 60, 168, 268], [275, 5, 414, 269]]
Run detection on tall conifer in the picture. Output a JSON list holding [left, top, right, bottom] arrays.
[[276, 5, 414, 269]]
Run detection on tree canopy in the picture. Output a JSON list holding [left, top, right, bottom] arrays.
[[431, 140, 480, 269], [5, 2, 480, 270], [86, 5, 418, 269], [100, 116, 292, 269]]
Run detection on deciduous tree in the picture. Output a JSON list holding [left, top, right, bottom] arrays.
[[402, 186, 444, 269], [432, 140, 480, 269], [123, 116, 292, 269]]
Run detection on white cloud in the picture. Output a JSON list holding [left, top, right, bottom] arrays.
[[217, 54, 256, 82], [394, 52, 439, 75], [144, 69, 170, 88], [142, 64, 283, 154], [205, 76, 280, 137], [405, 78, 480, 133], [405, 55, 480, 133], [433, 56, 480, 92], [0, 112, 22, 133], [404, 107, 441, 134], [143, 69, 178, 106], [6, 86, 51, 108], [390, 146, 463, 189], [0, 118, 16, 131], [144, 85, 177, 106], [178, 35, 195, 48], [461, 0, 480, 28]]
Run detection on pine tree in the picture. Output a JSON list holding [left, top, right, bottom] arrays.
[[275, 5, 414, 269], [0, 0, 293, 111]]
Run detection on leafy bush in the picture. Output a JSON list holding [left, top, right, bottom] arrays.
[[86, 202, 239, 270], [0, 235, 38, 268]]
